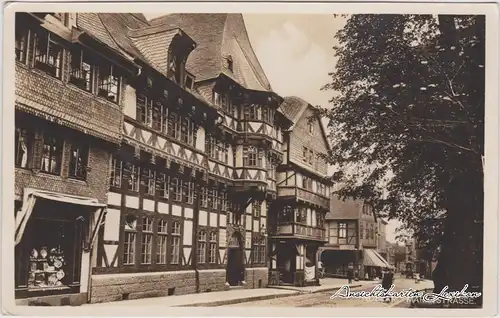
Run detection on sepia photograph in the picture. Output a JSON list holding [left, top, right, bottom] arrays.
[[2, 2, 498, 316]]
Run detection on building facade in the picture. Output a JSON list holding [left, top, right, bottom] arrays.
[[377, 219, 388, 260], [14, 12, 329, 305], [320, 197, 391, 280], [267, 97, 332, 287], [13, 12, 136, 305]]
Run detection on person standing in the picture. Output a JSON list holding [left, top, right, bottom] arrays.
[[347, 263, 354, 284], [382, 268, 394, 303], [317, 260, 324, 278]]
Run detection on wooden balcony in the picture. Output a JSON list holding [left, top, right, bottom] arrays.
[[277, 186, 330, 210], [269, 222, 327, 242]]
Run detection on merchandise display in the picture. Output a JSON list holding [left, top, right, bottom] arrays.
[[27, 245, 66, 289]]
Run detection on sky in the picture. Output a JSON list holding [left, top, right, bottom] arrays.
[[143, 13, 401, 243]]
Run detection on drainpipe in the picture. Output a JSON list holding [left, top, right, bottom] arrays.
[[193, 171, 202, 293]]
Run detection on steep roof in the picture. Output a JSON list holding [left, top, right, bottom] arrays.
[[280, 96, 331, 151], [149, 13, 272, 92]]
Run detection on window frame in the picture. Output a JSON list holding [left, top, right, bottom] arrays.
[[69, 48, 95, 93], [197, 230, 207, 264], [68, 139, 89, 180], [15, 127, 34, 169], [170, 221, 181, 265], [97, 62, 122, 104], [33, 29, 64, 79], [40, 132, 63, 175]]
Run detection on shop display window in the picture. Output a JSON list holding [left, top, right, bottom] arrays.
[[27, 219, 72, 290]]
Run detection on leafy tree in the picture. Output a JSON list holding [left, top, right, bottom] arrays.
[[321, 14, 484, 304]]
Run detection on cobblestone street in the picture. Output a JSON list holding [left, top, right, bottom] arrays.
[[221, 277, 433, 308]]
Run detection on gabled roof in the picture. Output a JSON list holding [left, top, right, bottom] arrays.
[[280, 96, 331, 151], [149, 13, 272, 92]]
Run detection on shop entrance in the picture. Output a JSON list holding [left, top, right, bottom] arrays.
[[15, 199, 88, 298], [226, 232, 244, 286], [277, 244, 297, 284]]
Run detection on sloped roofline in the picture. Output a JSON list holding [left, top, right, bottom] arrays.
[[284, 96, 332, 152]]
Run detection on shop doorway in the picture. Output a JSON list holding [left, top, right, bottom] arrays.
[[277, 244, 297, 284], [227, 232, 244, 286]]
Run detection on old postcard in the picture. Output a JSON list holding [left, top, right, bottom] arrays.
[[2, 1, 498, 317]]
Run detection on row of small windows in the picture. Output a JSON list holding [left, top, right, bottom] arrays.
[[123, 215, 219, 266], [110, 158, 232, 210], [16, 23, 123, 103], [213, 92, 275, 124], [277, 206, 325, 228], [15, 125, 89, 180]]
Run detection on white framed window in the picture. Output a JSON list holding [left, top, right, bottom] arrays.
[[209, 232, 217, 264], [141, 217, 153, 264], [156, 219, 168, 264], [197, 230, 207, 264], [171, 221, 181, 264]]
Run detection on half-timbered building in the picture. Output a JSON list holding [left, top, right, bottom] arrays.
[[268, 97, 332, 287], [13, 12, 142, 305]]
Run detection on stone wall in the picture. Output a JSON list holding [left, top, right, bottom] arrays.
[[90, 270, 196, 304], [244, 267, 268, 289], [198, 269, 228, 293]]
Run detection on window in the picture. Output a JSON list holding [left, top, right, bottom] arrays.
[[137, 94, 153, 127], [156, 219, 168, 264], [266, 157, 275, 179], [303, 147, 308, 162], [128, 165, 140, 192], [221, 191, 228, 211], [206, 135, 228, 163], [145, 169, 156, 196], [252, 201, 261, 218], [200, 187, 208, 208], [208, 232, 217, 264], [180, 117, 192, 144], [168, 52, 182, 84], [253, 244, 266, 264], [183, 180, 195, 204], [167, 112, 179, 139], [171, 177, 182, 202], [110, 157, 123, 187], [366, 223, 370, 239], [308, 121, 314, 134], [208, 187, 218, 210], [360, 223, 364, 241], [302, 176, 312, 190], [98, 63, 121, 103], [123, 215, 137, 265], [40, 133, 63, 175], [15, 22, 29, 63], [15, 127, 33, 168], [141, 217, 153, 264], [227, 56, 233, 72], [246, 104, 259, 120], [70, 49, 94, 92], [171, 222, 181, 264], [197, 230, 207, 264], [309, 150, 314, 164], [259, 245, 266, 264], [68, 141, 89, 180], [185, 75, 194, 89], [33, 29, 63, 78], [243, 146, 262, 167], [158, 173, 169, 198], [279, 205, 294, 223], [338, 222, 347, 239]]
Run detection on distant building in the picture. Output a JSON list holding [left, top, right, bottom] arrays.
[[320, 196, 391, 280], [377, 219, 388, 260]]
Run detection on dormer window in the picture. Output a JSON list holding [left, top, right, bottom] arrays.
[[185, 75, 194, 90], [226, 56, 234, 72], [168, 49, 183, 85]]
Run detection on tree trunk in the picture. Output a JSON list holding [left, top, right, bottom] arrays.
[[432, 158, 483, 307]]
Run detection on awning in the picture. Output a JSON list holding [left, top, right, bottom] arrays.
[[15, 189, 106, 249], [372, 249, 394, 269], [362, 249, 388, 268]]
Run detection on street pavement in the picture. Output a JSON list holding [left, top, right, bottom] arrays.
[[221, 277, 434, 308]]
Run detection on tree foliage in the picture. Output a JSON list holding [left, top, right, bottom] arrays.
[[321, 14, 484, 297]]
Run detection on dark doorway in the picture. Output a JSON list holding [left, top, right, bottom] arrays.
[[277, 244, 296, 284], [227, 233, 244, 286]]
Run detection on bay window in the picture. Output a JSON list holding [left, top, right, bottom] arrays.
[[243, 146, 262, 167]]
